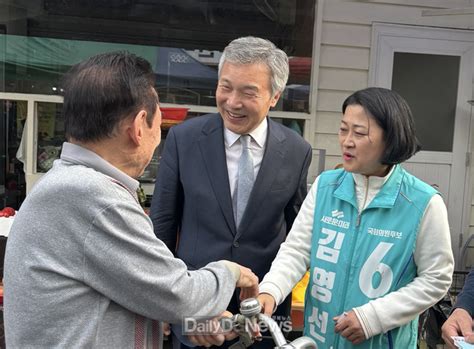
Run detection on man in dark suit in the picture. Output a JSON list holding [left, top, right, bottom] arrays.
[[442, 269, 474, 348], [150, 36, 312, 348]]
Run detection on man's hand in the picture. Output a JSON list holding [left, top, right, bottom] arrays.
[[187, 311, 237, 347], [333, 310, 365, 345], [257, 293, 276, 317], [441, 308, 473, 349], [187, 331, 225, 347], [236, 265, 259, 300]]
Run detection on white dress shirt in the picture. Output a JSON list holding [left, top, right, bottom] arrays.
[[224, 118, 268, 199]]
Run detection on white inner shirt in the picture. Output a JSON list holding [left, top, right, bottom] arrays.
[[224, 118, 268, 199]]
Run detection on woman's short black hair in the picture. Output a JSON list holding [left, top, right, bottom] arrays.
[[342, 87, 421, 165], [61, 51, 159, 142]]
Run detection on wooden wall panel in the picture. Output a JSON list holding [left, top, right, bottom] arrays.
[[317, 90, 352, 112], [323, 1, 474, 28], [315, 111, 341, 134], [320, 45, 370, 70], [319, 67, 368, 91], [322, 22, 371, 48]]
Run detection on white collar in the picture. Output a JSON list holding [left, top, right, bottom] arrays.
[[352, 165, 396, 190], [224, 118, 268, 148]]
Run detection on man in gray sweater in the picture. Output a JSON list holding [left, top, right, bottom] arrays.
[[3, 52, 258, 348]]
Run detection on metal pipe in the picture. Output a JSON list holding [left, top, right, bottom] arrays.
[[256, 313, 287, 347], [234, 298, 318, 349], [282, 337, 318, 349]]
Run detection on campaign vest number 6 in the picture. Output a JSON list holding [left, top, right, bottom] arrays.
[[359, 242, 394, 298]]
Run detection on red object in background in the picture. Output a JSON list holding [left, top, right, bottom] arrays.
[[288, 56, 312, 83], [291, 306, 304, 331], [0, 207, 15, 218], [160, 107, 189, 121]]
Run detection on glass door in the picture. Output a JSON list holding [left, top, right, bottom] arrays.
[[370, 23, 474, 264], [0, 99, 27, 209]]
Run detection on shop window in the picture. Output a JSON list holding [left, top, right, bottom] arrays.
[[1, 1, 315, 203], [0, 0, 315, 113], [0, 100, 27, 209], [36, 102, 64, 173]]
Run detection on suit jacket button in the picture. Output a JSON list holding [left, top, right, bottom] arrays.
[[233, 241, 240, 248]]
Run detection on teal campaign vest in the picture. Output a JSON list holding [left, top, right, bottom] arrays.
[[303, 165, 437, 349]]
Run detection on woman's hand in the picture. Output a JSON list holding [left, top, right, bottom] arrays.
[[257, 293, 276, 317], [334, 310, 366, 345]]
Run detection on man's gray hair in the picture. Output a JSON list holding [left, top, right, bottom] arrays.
[[218, 36, 289, 97]]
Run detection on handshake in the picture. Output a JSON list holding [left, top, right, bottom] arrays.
[[176, 262, 260, 348], [181, 299, 317, 349], [174, 262, 317, 349], [222, 261, 279, 316]]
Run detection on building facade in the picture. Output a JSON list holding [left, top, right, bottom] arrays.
[[1, 0, 473, 265]]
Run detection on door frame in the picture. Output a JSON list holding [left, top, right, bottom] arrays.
[[369, 23, 474, 265], [0, 92, 63, 193]]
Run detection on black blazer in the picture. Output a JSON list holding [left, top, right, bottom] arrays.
[[150, 113, 312, 301]]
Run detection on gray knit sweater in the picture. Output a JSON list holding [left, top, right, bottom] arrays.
[[4, 143, 237, 348]]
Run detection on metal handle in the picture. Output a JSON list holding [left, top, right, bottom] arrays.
[[234, 298, 318, 349], [239, 298, 261, 317]]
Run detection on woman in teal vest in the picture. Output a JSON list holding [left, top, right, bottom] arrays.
[[259, 87, 454, 348]]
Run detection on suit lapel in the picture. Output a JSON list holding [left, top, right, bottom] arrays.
[[199, 115, 237, 236], [236, 119, 286, 239]]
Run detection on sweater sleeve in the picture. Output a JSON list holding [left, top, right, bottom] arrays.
[[353, 194, 454, 338], [83, 197, 238, 324], [259, 177, 318, 305]]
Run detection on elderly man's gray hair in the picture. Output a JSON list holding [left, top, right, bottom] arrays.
[[218, 36, 289, 97]]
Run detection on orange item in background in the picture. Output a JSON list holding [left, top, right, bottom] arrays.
[[292, 271, 309, 305], [291, 272, 309, 331]]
